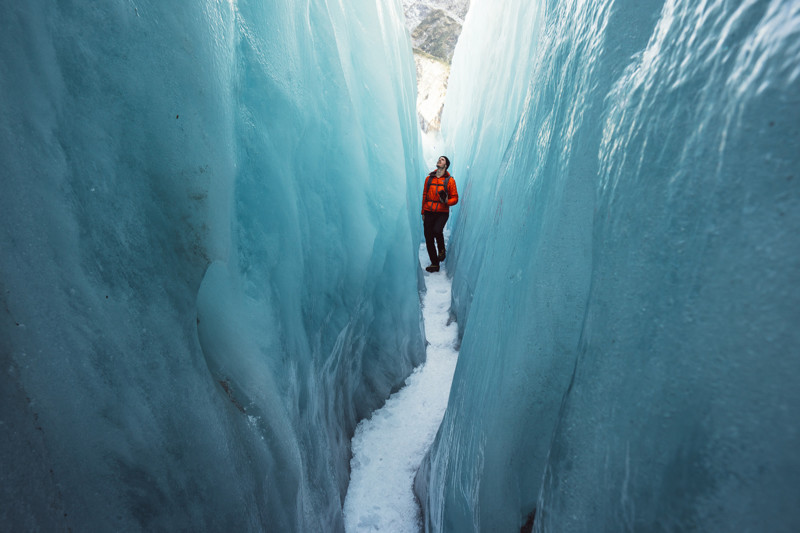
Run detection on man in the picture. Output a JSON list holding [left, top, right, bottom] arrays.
[[421, 156, 458, 273]]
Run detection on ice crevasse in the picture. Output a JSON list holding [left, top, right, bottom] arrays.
[[1, 0, 800, 532], [1, 1, 424, 531]]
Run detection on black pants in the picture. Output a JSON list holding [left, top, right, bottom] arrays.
[[423, 211, 449, 265]]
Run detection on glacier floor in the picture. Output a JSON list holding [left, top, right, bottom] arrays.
[[343, 243, 459, 532]]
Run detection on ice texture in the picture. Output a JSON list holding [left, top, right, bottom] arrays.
[[417, 0, 800, 531], [1, 0, 424, 531]]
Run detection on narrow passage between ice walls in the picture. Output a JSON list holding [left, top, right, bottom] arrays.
[[343, 241, 459, 533], [2, 0, 799, 531]]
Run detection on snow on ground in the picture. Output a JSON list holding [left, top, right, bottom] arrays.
[[343, 243, 459, 533]]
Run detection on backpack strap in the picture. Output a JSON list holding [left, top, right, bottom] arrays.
[[424, 172, 435, 207]]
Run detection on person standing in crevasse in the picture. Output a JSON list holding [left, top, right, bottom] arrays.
[[421, 155, 458, 273]]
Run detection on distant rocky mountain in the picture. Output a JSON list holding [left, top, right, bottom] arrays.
[[411, 10, 461, 63], [402, 0, 470, 63], [401, 0, 471, 133], [402, 0, 470, 30]]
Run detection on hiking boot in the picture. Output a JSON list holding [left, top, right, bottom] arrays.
[[425, 264, 440, 273], [437, 248, 446, 262]]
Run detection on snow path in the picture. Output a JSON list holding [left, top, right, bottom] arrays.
[[343, 243, 459, 533]]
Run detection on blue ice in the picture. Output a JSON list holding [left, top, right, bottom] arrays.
[[2, 0, 423, 530], [416, 0, 800, 531], [2, 0, 800, 531]]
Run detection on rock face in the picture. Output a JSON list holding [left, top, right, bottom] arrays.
[[402, 0, 471, 132], [402, 0, 470, 29], [411, 10, 462, 63]]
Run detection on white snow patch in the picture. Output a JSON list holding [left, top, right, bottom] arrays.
[[415, 53, 450, 133], [343, 243, 459, 533]]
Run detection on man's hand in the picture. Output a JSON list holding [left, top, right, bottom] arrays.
[[438, 189, 447, 203]]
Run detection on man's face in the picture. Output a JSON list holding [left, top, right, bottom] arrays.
[[437, 157, 447, 169]]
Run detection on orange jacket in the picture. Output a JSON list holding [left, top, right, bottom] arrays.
[[421, 171, 458, 214]]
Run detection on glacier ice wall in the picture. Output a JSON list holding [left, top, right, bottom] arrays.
[[1, 0, 423, 531], [417, 0, 800, 531]]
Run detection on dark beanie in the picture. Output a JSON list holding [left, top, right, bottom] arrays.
[[441, 156, 450, 170]]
